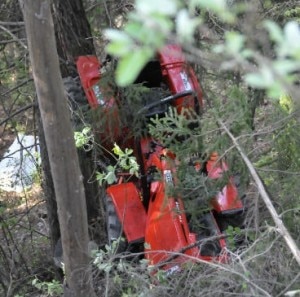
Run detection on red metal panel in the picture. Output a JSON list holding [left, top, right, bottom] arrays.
[[211, 181, 243, 213], [144, 185, 193, 265], [76, 55, 122, 147], [76, 55, 100, 108], [106, 183, 147, 243], [158, 44, 203, 111], [206, 154, 243, 213]]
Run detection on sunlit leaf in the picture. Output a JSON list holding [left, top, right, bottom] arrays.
[[176, 9, 201, 43], [273, 59, 300, 75], [112, 143, 123, 156], [115, 48, 154, 86], [105, 29, 133, 56], [264, 20, 283, 44], [136, 0, 179, 16], [225, 31, 245, 54], [244, 73, 268, 88], [190, 0, 235, 22], [283, 21, 300, 59]]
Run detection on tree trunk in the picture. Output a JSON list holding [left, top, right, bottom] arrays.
[[21, 1, 96, 295], [38, 114, 60, 258], [36, 0, 103, 256], [52, 0, 95, 77], [51, 0, 101, 226]]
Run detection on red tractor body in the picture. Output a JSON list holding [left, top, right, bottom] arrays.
[[75, 44, 244, 270]]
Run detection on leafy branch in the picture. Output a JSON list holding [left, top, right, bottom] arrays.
[[96, 143, 139, 185]]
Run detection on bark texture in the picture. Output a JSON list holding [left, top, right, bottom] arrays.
[[22, 0, 96, 295]]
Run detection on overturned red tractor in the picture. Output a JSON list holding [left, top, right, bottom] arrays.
[[75, 44, 245, 270]]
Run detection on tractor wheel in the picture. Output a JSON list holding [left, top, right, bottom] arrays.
[[63, 76, 86, 105], [63, 76, 88, 127], [105, 194, 127, 253]]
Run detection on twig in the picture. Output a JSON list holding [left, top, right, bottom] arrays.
[[0, 78, 33, 97], [219, 119, 300, 266], [0, 21, 25, 26], [0, 144, 39, 161], [0, 103, 36, 126], [144, 249, 272, 297], [0, 25, 27, 49], [0, 39, 26, 45], [276, 272, 300, 297]]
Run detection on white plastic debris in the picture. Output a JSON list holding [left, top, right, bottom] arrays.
[[0, 133, 40, 192]]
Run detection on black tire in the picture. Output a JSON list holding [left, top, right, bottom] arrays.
[[63, 76, 88, 127], [105, 194, 127, 253], [196, 213, 222, 257], [63, 76, 86, 105]]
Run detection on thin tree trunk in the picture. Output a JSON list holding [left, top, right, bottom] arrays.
[[37, 113, 60, 259], [21, 0, 96, 295]]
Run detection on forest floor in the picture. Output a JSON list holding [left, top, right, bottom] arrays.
[[0, 106, 15, 157], [0, 102, 56, 296]]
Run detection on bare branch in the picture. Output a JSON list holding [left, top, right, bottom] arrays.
[[0, 79, 33, 98], [0, 21, 25, 26], [0, 25, 27, 49], [219, 120, 300, 266], [0, 103, 36, 126]]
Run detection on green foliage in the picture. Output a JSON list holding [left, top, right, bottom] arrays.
[[225, 225, 242, 249], [245, 21, 300, 99], [274, 97, 300, 173], [176, 9, 202, 43], [32, 278, 63, 296], [105, 0, 179, 86], [96, 143, 139, 185], [105, 0, 239, 86], [74, 126, 93, 149], [92, 240, 155, 297], [104, 0, 300, 108], [284, 6, 300, 21], [191, 0, 235, 20], [149, 107, 203, 158]]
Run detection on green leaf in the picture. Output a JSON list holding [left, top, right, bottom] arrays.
[[283, 21, 300, 59], [244, 73, 267, 88], [105, 29, 131, 43], [82, 126, 91, 134], [136, 0, 179, 16], [176, 9, 201, 43], [105, 29, 133, 56], [191, 0, 226, 11], [106, 41, 132, 57], [112, 143, 123, 156], [125, 148, 133, 155], [106, 167, 117, 184], [225, 31, 245, 54], [115, 48, 154, 86], [124, 21, 147, 42], [267, 83, 284, 99], [273, 59, 300, 76], [264, 20, 284, 44], [190, 0, 235, 22]]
